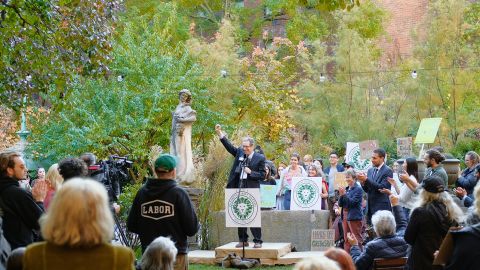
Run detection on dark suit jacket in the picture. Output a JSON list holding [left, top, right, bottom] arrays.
[[338, 184, 363, 221], [361, 164, 393, 219], [220, 137, 266, 189]]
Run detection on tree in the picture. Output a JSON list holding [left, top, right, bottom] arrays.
[[188, 19, 303, 158], [295, 1, 388, 150], [0, 0, 120, 110], [27, 2, 221, 178], [413, 0, 480, 146]]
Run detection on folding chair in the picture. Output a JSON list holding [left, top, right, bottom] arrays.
[[372, 257, 408, 270]]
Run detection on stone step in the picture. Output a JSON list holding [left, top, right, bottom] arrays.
[[260, 251, 324, 265], [189, 249, 325, 266], [188, 250, 218, 265], [215, 242, 292, 259]]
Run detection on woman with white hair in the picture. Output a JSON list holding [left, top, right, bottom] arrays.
[[347, 208, 408, 270], [22, 178, 135, 270], [404, 175, 464, 270], [138, 236, 178, 270], [294, 256, 340, 270]]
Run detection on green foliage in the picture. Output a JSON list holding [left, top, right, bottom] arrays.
[[117, 182, 142, 221], [295, 2, 387, 150], [412, 0, 480, 147], [197, 137, 232, 249], [28, 2, 221, 179], [449, 139, 480, 161], [0, 0, 120, 110]]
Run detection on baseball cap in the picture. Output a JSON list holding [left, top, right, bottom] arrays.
[[154, 154, 177, 172], [422, 176, 445, 193], [342, 161, 355, 168]]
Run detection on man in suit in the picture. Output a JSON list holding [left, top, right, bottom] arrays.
[[357, 148, 393, 224], [215, 124, 266, 248]]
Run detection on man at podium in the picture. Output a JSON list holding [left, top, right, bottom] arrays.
[[216, 124, 266, 248]]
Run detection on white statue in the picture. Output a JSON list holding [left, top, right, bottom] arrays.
[[170, 89, 196, 184]]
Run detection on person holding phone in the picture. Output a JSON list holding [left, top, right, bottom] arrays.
[[379, 157, 419, 219]]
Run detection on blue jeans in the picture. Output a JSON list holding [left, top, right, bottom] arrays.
[[283, 190, 291, 210]]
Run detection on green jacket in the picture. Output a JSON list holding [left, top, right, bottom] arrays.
[[23, 242, 135, 270]]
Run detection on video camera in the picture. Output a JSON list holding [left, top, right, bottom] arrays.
[[101, 155, 133, 202]]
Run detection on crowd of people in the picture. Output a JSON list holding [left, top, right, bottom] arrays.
[[0, 151, 198, 270], [1, 131, 480, 270], [266, 148, 480, 270]]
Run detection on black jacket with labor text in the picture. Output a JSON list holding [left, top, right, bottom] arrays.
[[127, 178, 199, 253]]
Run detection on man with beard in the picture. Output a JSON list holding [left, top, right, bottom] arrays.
[[423, 149, 448, 187], [0, 152, 47, 249]]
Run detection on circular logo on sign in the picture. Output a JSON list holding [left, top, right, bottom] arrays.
[[293, 179, 319, 208], [228, 191, 258, 225], [347, 145, 371, 170]]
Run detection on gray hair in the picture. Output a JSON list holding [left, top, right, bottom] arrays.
[[140, 236, 178, 270], [242, 137, 255, 146], [294, 256, 340, 270], [345, 169, 356, 179], [371, 210, 396, 237]]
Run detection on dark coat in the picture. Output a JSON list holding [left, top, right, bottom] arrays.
[[350, 205, 409, 270], [127, 179, 199, 253], [361, 164, 393, 220], [445, 223, 480, 270], [323, 164, 345, 175], [220, 137, 266, 189], [455, 167, 478, 196], [338, 184, 363, 221], [404, 201, 455, 270], [0, 177, 44, 249]]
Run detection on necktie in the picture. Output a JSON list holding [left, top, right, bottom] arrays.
[[372, 168, 378, 179]]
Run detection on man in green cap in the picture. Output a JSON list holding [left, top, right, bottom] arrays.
[[127, 154, 199, 270]]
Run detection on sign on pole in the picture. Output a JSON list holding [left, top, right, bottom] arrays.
[[397, 137, 413, 158], [359, 140, 378, 160], [260, 185, 277, 208], [290, 177, 323, 211], [225, 189, 261, 228], [346, 142, 373, 171], [414, 118, 442, 144], [311, 229, 335, 251]]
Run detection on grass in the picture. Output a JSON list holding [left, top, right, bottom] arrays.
[[190, 264, 292, 270]]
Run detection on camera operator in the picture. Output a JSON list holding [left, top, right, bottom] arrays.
[[80, 153, 120, 214]]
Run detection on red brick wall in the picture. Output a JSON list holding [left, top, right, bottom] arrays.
[[374, 0, 429, 66]]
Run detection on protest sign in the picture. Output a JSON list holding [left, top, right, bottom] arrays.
[[290, 177, 323, 211], [311, 229, 335, 251], [397, 137, 413, 158], [359, 140, 378, 160], [346, 142, 372, 171], [334, 172, 347, 190], [225, 189, 261, 228], [260, 185, 277, 208], [414, 118, 442, 144]]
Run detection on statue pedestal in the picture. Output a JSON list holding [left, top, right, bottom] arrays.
[[183, 186, 204, 250]]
